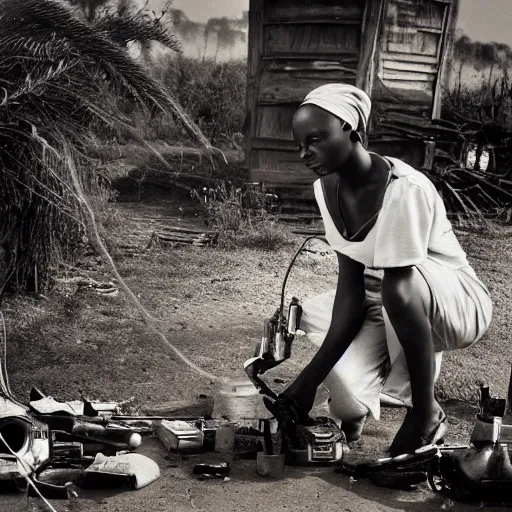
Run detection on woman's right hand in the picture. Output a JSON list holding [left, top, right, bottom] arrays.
[[280, 371, 318, 420]]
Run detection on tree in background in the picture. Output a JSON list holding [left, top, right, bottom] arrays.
[[168, 9, 206, 59], [166, 9, 248, 62], [494, 42, 512, 81], [206, 17, 246, 62], [453, 34, 473, 100], [453, 33, 512, 96]]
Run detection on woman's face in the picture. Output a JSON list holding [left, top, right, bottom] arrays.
[[292, 105, 354, 176]]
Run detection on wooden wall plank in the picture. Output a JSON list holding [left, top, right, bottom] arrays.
[[382, 71, 435, 81], [264, 19, 362, 25], [391, 0, 445, 30], [255, 105, 298, 139], [267, 59, 358, 74], [386, 32, 440, 56], [252, 137, 298, 151], [263, 24, 360, 55], [258, 74, 356, 105], [382, 61, 437, 73], [256, 149, 304, 171], [380, 78, 434, 92], [372, 78, 433, 105], [379, 52, 438, 64], [265, 0, 364, 23], [251, 167, 319, 186], [377, 102, 432, 116], [262, 53, 360, 62]]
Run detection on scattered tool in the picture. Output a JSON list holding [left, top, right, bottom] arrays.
[[337, 366, 512, 502], [427, 366, 512, 504]]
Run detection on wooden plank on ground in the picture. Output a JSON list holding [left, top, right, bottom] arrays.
[[292, 228, 326, 236]]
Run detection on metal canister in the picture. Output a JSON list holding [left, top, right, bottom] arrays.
[[259, 320, 270, 357], [274, 332, 285, 361], [287, 303, 301, 335]]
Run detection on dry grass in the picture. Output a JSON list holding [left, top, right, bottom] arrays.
[[192, 182, 294, 251]]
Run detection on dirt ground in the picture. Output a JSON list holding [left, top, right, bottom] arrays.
[[1, 186, 511, 511]]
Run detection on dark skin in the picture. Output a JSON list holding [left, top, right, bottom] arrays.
[[286, 104, 444, 455]]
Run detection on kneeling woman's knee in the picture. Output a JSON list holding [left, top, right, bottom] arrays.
[[382, 267, 427, 316]]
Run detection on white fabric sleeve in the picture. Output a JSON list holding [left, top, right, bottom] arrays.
[[372, 180, 435, 268]]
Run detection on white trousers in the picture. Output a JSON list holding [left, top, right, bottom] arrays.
[[299, 256, 493, 423], [301, 287, 443, 421]]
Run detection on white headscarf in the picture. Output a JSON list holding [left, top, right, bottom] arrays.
[[300, 84, 372, 139]]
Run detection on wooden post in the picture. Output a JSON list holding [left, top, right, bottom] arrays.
[[432, 0, 460, 120], [356, 0, 384, 95], [356, 0, 385, 139], [244, 0, 264, 175], [423, 141, 436, 170]]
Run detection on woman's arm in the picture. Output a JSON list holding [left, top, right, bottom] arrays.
[[282, 252, 366, 412]]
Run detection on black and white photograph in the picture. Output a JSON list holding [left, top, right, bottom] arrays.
[[0, 0, 511, 510]]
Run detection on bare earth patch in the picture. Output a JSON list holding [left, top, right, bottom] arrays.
[[1, 193, 510, 511]]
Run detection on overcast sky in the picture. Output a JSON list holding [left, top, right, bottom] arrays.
[[160, 0, 512, 46]]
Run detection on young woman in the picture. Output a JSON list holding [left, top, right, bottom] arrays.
[[281, 83, 492, 456]]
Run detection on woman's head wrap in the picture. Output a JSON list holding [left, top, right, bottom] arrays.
[[299, 83, 372, 142]]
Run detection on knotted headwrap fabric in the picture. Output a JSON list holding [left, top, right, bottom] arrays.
[[299, 84, 372, 140]]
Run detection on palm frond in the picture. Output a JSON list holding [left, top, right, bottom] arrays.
[[0, 0, 208, 145], [95, 8, 182, 52], [0, 0, 213, 294]]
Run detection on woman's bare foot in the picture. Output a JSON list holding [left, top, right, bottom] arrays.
[[388, 402, 446, 457]]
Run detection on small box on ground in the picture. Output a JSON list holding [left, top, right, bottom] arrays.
[[153, 420, 204, 454]]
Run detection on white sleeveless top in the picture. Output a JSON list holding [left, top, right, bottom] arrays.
[[314, 156, 476, 273]]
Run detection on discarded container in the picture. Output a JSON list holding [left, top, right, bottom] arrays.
[[154, 420, 203, 453], [256, 453, 285, 479], [214, 425, 235, 453]]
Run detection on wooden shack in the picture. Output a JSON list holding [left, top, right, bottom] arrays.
[[244, 0, 460, 212]]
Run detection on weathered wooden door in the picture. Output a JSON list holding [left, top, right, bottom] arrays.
[[368, 0, 459, 166], [245, 0, 368, 210]]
